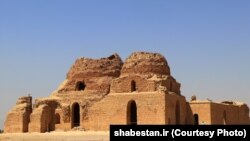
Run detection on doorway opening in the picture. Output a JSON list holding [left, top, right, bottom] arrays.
[[194, 114, 199, 125], [131, 80, 136, 92], [75, 81, 86, 91], [72, 103, 80, 128], [127, 100, 137, 125]]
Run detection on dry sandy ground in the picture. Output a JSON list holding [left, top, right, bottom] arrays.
[[0, 131, 109, 141]]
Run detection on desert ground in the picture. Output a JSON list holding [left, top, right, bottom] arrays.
[[0, 131, 109, 141]]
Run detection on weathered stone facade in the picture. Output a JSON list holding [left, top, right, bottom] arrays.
[[4, 96, 32, 133], [4, 52, 250, 133]]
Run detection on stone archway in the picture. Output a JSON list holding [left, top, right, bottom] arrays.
[[194, 114, 199, 125], [127, 100, 137, 125], [75, 81, 86, 91], [72, 103, 80, 128]]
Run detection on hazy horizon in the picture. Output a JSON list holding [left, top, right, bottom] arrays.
[[1, 0, 250, 129]]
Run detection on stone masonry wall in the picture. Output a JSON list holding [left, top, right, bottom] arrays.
[[3, 51, 250, 133], [189, 102, 212, 125], [58, 54, 123, 95], [165, 94, 187, 125], [111, 52, 181, 94], [4, 96, 32, 133], [85, 92, 167, 131], [210, 102, 249, 125]]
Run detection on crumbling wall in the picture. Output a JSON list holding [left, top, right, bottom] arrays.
[[29, 98, 60, 132], [189, 101, 250, 125], [238, 104, 250, 124], [4, 51, 250, 133], [4, 96, 32, 133], [121, 52, 170, 75], [58, 54, 123, 95], [210, 101, 250, 125], [29, 104, 51, 133], [111, 52, 181, 94], [210, 102, 240, 124]]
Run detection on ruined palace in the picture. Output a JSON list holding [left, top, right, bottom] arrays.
[[4, 52, 250, 133]]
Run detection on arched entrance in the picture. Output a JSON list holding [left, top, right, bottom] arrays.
[[72, 103, 80, 128], [75, 81, 86, 91], [127, 100, 137, 125], [175, 101, 180, 124], [194, 114, 199, 125]]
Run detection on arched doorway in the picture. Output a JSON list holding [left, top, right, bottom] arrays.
[[131, 80, 136, 92], [72, 103, 80, 128], [75, 81, 86, 91], [127, 100, 137, 125], [194, 114, 199, 125], [175, 101, 180, 124]]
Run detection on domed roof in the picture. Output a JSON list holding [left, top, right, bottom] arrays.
[[67, 53, 123, 79], [121, 52, 170, 76]]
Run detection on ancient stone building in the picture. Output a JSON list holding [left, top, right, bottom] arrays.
[[4, 52, 250, 133]]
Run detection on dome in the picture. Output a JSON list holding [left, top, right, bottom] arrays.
[[67, 53, 123, 79], [121, 52, 170, 76]]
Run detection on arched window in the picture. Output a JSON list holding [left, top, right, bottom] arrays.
[[75, 81, 86, 91], [131, 80, 136, 92], [194, 114, 199, 125], [72, 103, 80, 128], [127, 100, 137, 125]]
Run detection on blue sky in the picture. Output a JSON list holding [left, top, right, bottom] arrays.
[[0, 0, 250, 128]]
